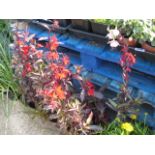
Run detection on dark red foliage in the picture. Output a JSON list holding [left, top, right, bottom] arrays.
[[120, 46, 136, 69], [120, 45, 136, 102], [14, 29, 94, 112]]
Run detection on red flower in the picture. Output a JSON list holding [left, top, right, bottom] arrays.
[[22, 63, 32, 77], [50, 63, 58, 70], [22, 46, 30, 55], [36, 51, 43, 59], [47, 52, 59, 60], [85, 81, 94, 96], [87, 88, 94, 96], [120, 51, 136, 68], [62, 55, 70, 65], [49, 35, 59, 51], [55, 67, 70, 80], [55, 85, 66, 100], [85, 81, 94, 87], [25, 62, 32, 72]]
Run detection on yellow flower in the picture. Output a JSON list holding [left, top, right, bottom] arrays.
[[130, 114, 137, 120], [121, 122, 134, 133]]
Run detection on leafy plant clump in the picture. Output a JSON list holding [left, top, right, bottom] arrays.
[[0, 21, 19, 99], [94, 19, 155, 47], [0, 20, 13, 41], [12, 24, 103, 134], [119, 19, 155, 46]]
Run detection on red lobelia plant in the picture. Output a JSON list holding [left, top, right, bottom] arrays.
[[107, 28, 137, 120], [120, 45, 136, 103], [12, 24, 101, 134], [107, 29, 136, 100]]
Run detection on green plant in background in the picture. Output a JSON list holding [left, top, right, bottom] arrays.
[[94, 19, 155, 46], [0, 20, 13, 41], [0, 20, 7, 31], [92, 19, 124, 29], [92, 19, 119, 28], [116, 19, 155, 46], [0, 20, 19, 99], [124, 20, 154, 44], [92, 19, 114, 25]]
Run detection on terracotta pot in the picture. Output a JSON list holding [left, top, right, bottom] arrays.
[[118, 36, 137, 47], [141, 42, 155, 53]]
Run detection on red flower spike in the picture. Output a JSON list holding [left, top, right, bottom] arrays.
[[87, 88, 94, 96], [62, 55, 70, 66], [36, 51, 43, 59], [49, 35, 59, 51], [25, 63, 32, 72], [85, 81, 94, 96], [22, 46, 30, 55], [119, 45, 136, 102], [55, 85, 66, 100], [120, 51, 136, 68], [55, 68, 70, 80], [47, 52, 59, 60], [50, 63, 58, 70]]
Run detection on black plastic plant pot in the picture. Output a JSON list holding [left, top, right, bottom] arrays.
[[71, 19, 91, 32], [91, 21, 108, 36], [57, 19, 71, 27]]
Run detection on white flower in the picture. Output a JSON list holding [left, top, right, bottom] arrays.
[[107, 29, 120, 40], [112, 29, 120, 37], [107, 33, 114, 40], [108, 40, 119, 48]]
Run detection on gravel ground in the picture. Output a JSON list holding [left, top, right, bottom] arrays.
[[0, 99, 61, 135]]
